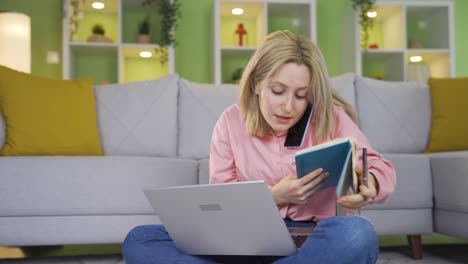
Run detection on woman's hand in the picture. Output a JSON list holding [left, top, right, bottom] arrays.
[[337, 165, 377, 209], [270, 168, 329, 206]]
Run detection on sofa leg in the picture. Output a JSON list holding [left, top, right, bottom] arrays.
[[407, 235, 423, 259]]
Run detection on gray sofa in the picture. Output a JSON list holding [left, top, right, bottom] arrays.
[[0, 73, 466, 259]]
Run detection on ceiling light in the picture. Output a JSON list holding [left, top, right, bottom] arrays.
[[232, 8, 244, 15], [409, 56, 422, 63], [139, 51, 152, 58], [366, 11, 377, 18], [92, 2, 105, 9]]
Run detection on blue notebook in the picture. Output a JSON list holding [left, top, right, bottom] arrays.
[[295, 137, 358, 215]]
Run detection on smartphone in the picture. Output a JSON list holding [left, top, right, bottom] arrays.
[[284, 104, 314, 148]]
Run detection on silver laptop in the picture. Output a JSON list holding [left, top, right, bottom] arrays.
[[143, 180, 298, 256]]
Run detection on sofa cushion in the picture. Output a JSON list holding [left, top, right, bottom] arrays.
[[330, 72, 356, 110], [366, 153, 432, 210], [0, 215, 161, 246], [425, 77, 468, 152], [0, 114, 4, 149], [95, 74, 179, 157], [198, 159, 210, 184], [0, 66, 103, 156], [178, 74, 356, 160], [430, 151, 468, 213], [434, 210, 468, 240], [178, 79, 239, 159], [355, 76, 431, 153], [363, 209, 433, 235], [0, 156, 198, 217]]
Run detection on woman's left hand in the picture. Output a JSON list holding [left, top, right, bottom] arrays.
[[337, 165, 377, 209]]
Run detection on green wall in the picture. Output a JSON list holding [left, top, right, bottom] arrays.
[[454, 0, 468, 77], [316, 0, 348, 76], [175, 0, 214, 82], [0, 0, 467, 82]]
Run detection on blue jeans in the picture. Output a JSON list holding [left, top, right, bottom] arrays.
[[123, 215, 379, 264]]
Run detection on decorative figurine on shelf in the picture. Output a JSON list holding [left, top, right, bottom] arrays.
[[234, 23, 248, 47], [369, 70, 385, 80]]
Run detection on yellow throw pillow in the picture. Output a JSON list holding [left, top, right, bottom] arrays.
[[425, 77, 468, 152], [0, 66, 103, 155]]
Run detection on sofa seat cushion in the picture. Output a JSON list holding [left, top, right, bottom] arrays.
[[95, 74, 179, 157], [434, 210, 468, 240], [430, 151, 468, 213], [366, 154, 432, 210], [355, 76, 431, 153], [0, 215, 161, 246], [0, 156, 198, 217], [201, 154, 432, 211], [0, 113, 5, 148], [198, 159, 210, 184], [363, 209, 433, 235]]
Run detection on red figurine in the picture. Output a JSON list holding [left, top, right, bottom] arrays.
[[235, 23, 248, 46]]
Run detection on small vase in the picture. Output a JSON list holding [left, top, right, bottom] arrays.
[[138, 34, 151, 44]]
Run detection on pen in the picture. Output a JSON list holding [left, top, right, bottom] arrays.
[[362, 147, 368, 201]]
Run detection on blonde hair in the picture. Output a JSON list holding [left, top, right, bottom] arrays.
[[239, 30, 357, 142]]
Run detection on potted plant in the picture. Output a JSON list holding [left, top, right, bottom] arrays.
[[138, 17, 151, 44], [141, 0, 181, 63], [92, 24, 105, 35], [87, 24, 113, 43], [231, 67, 244, 84], [351, 0, 376, 49]]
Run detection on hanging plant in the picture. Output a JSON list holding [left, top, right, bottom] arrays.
[[231, 67, 244, 84], [68, 0, 84, 41], [351, 0, 376, 50], [141, 0, 181, 63]]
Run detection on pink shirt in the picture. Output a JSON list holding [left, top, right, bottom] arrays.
[[209, 104, 396, 221]]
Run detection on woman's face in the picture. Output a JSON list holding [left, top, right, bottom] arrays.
[[255, 63, 310, 135]]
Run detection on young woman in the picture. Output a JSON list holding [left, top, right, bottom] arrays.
[[123, 31, 396, 264]]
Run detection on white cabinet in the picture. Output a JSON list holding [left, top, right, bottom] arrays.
[[214, 0, 317, 84], [62, 0, 174, 84], [354, 0, 454, 82]]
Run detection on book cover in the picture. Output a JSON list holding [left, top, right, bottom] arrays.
[[295, 137, 359, 215]]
